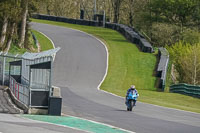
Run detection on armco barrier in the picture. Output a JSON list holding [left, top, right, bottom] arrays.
[[157, 47, 169, 90], [170, 83, 200, 98], [32, 14, 154, 53]]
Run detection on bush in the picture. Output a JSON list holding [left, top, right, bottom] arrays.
[[151, 23, 180, 47], [182, 29, 200, 45], [167, 42, 200, 85]]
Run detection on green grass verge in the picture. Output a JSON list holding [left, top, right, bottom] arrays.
[[140, 90, 200, 113], [31, 29, 54, 51], [31, 18, 200, 113], [8, 30, 53, 54], [9, 44, 27, 54]]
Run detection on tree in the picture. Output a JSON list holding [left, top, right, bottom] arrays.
[[180, 44, 200, 85], [18, 0, 28, 48], [0, 0, 40, 52], [168, 42, 200, 85], [151, 23, 180, 46], [0, 16, 8, 48], [0, 0, 21, 51], [127, 0, 134, 26], [111, 0, 123, 23], [149, 0, 198, 31], [4, 0, 21, 52], [0, 0, 10, 48], [121, 0, 135, 26], [182, 28, 200, 45]]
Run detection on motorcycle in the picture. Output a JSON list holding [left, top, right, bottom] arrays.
[[126, 92, 139, 111]]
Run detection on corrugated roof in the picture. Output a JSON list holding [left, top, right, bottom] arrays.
[[22, 47, 60, 60], [0, 47, 60, 60]]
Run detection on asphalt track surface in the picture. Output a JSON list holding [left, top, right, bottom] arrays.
[[32, 22, 200, 133]]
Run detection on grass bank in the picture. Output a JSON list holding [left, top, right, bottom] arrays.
[[31, 29, 54, 51], [31, 18, 200, 113], [9, 44, 27, 54], [9, 30, 53, 54]]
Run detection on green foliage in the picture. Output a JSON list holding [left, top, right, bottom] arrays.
[[0, 0, 21, 25], [151, 23, 180, 46], [0, 0, 40, 52], [36, 0, 200, 48], [167, 42, 200, 85], [180, 45, 200, 85], [38, 0, 81, 18], [139, 89, 200, 113], [182, 29, 200, 45], [8, 43, 27, 54], [150, 0, 198, 26], [138, 0, 200, 47]]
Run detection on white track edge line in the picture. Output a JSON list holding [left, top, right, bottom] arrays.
[[38, 31, 55, 49], [33, 24, 135, 132], [39, 22, 200, 115], [37, 25, 135, 133], [34, 23, 199, 128], [37, 30, 57, 61], [20, 115, 92, 133], [65, 26, 200, 115], [62, 113, 135, 133]]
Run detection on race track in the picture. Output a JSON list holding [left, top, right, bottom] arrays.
[[32, 22, 200, 133]]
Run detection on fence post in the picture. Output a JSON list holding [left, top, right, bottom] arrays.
[[49, 57, 53, 97], [12, 79, 14, 93], [18, 84, 19, 100], [2, 56, 6, 85], [15, 82, 17, 97], [103, 10, 106, 27], [29, 68, 32, 107]]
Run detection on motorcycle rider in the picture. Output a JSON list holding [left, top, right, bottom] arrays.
[[125, 85, 138, 106]]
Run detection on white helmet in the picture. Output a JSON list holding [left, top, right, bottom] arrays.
[[131, 85, 135, 89]]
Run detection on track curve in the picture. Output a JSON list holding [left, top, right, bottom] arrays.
[[32, 22, 200, 133]]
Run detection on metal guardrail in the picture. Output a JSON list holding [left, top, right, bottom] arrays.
[[170, 83, 200, 98], [9, 76, 29, 106], [157, 47, 169, 90]]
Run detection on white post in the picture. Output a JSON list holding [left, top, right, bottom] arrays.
[[94, 0, 96, 15], [94, 0, 96, 21], [103, 10, 106, 27]]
